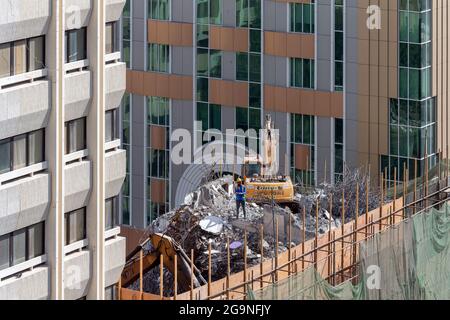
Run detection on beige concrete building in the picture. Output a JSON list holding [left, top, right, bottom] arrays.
[[0, 0, 127, 300]]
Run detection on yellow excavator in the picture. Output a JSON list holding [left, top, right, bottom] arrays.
[[121, 233, 207, 291], [242, 115, 294, 204]]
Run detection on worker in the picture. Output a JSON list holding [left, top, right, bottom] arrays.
[[235, 178, 247, 219]]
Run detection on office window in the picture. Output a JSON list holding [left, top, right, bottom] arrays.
[[28, 36, 45, 72], [105, 22, 116, 54], [65, 118, 86, 154], [236, 0, 261, 29], [196, 103, 221, 132], [105, 197, 118, 230], [290, 2, 315, 33], [12, 229, 26, 266], [197, 0, 222, 25], [105, 110, 118, 143], [0, 36, 45, 78], [290, 58, 315, 89], [0, 43, 10, 78], [65, 208, 86, 246], [148, 0, 170, 20], [28, 130, 45, 165], [236, 52, 261, 82], [12, 135, 27, 171], [0, 139, 11, 174], [291, 114, 315, 145], [148, 97, 170, 126], [28, 223, 44, 259], [0, 223, 45, 272], [149, 149, 169, 179], [65, 28, 87, 63], [105, 285, 117, 300], [0, 129, 45, 175], [148, 44, 169, 72], [0, 234, 9, 271], [13, 40, 27, 75]]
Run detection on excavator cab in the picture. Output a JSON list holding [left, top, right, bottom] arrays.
[[241, 115, 294, 203]]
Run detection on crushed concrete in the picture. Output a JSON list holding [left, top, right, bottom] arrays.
[[135, 175, 337, 295]]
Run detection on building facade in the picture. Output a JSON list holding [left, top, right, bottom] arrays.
[[0, 0, 127, 299], [122, 0, 450, 229]]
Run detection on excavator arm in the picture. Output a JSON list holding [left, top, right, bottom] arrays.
[[121, 233, 206, 292]]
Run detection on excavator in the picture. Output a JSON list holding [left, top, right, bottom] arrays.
[[121, 232, 207, 292], [242, 115, 294, 204]]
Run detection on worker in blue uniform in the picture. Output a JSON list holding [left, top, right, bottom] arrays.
[[235, 178, 247, 219]]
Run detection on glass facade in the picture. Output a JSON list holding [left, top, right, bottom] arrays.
[[383, 0, 436, 181]]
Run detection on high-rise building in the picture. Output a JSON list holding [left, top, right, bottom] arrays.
[[0, 0, 127, 299], [122, 0, 450, 229]]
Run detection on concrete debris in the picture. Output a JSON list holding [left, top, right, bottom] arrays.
[[138, 175, 339, 295], [199, 216, 224, 235]]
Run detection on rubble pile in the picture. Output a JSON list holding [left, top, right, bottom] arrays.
[[134, 176, 339, 295]]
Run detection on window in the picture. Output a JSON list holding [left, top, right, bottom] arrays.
[[12, 229, 26, 266], [197, 0, 222, 25], [121, 93, 132, 226], [148, 149, 169, 179], [105, 197, 118, 230], [105, 285, 117, 300], [0, 129, 45, 175], [236, 0, 261, 29], [197, 49, 222, 78], [0, 43, 10, 78], [148, 0, 170, 20], [334, 0, 344, 91], [105, 110, 118, 143], [65, 208, 86, 246], [147, 97, 170, 126], [197, 102, 221, 134], [122, 0, 132, 68], [0, 36, 45, 78], [290, 58, 315, 89], [334, 118, 344, 181], [290, 114, 316, 187], [0, 222, 45, 272], [28, 223, 45, 259], [290, 2, 315, 33], [105, 22, 117, 54], [65, 118, 86, 154], [0, 234, 9, 271], [13, 40, 27, 75], [65, 28, 87, 63], [148, 44, 169, 73], [236, 52, 261, 82]]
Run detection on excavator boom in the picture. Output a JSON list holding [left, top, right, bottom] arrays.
[[121, 233, 206, 292]]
